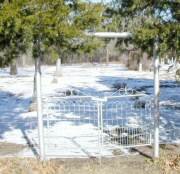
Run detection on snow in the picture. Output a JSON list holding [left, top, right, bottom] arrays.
[[0, 63, 179, 157]]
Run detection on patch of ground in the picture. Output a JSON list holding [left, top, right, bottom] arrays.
[[132, 144, 180, 158], [0, 144, 179, 174], [0, 142, 26, 156]]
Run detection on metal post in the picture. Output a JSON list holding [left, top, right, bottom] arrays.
[[153, 38, 160, 158], [36, 72, 45, 160], [100, 101, 104, 148], [97, 101, 102, 163]]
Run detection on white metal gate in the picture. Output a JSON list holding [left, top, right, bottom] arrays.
[[42, 90, 153, 158]]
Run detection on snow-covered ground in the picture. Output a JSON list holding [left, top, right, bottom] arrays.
[[0, 64, 179, 157]]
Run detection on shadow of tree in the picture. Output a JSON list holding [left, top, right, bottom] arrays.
[[0, 90, 38, 156]]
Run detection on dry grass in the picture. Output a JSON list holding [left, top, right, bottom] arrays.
[[0, 144, 179, 174], [0, 156, 156, 174], [153, 153, 180, 174], [0, 158, 62, 174], [145, 144, 180, 174]]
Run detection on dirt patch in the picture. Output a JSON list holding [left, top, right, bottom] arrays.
[[0, 142, 26, 156], [159, 144, 180, 154]]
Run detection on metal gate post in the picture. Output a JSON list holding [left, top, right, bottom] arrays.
[[36, 72, 45, 160], [100, 101, 104, 149], [153, 38, 160, 158], [97, 101, 102, 161], [97, 100, 104, 162]]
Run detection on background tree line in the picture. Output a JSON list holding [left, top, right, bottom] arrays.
[[0, 0, 104, 75], [105, 0, 179, 70], [0, 0, 179, 74]]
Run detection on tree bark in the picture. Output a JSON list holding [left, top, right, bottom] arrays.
[[106, 47, 109, 65], [33, 57, 41, 102], [138, 62, 142, 72], [10, 59, 18, 75], [138, 49, 143, 72], [55, 58, 62, 76]]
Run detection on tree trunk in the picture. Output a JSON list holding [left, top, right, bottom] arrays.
[[138, 62, 142, 72], [33, 57, 41, 102], [138, 49, 143, 72], [55, 58, 62, 76], [29, 57, 41, 112], [106, 47, 109, 65], [10, 59, 18, 75]]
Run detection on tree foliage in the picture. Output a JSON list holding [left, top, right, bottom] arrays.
[[105, 0, 180, 59], [0, 0, 104, 67], [0, 0, 30, 67]]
